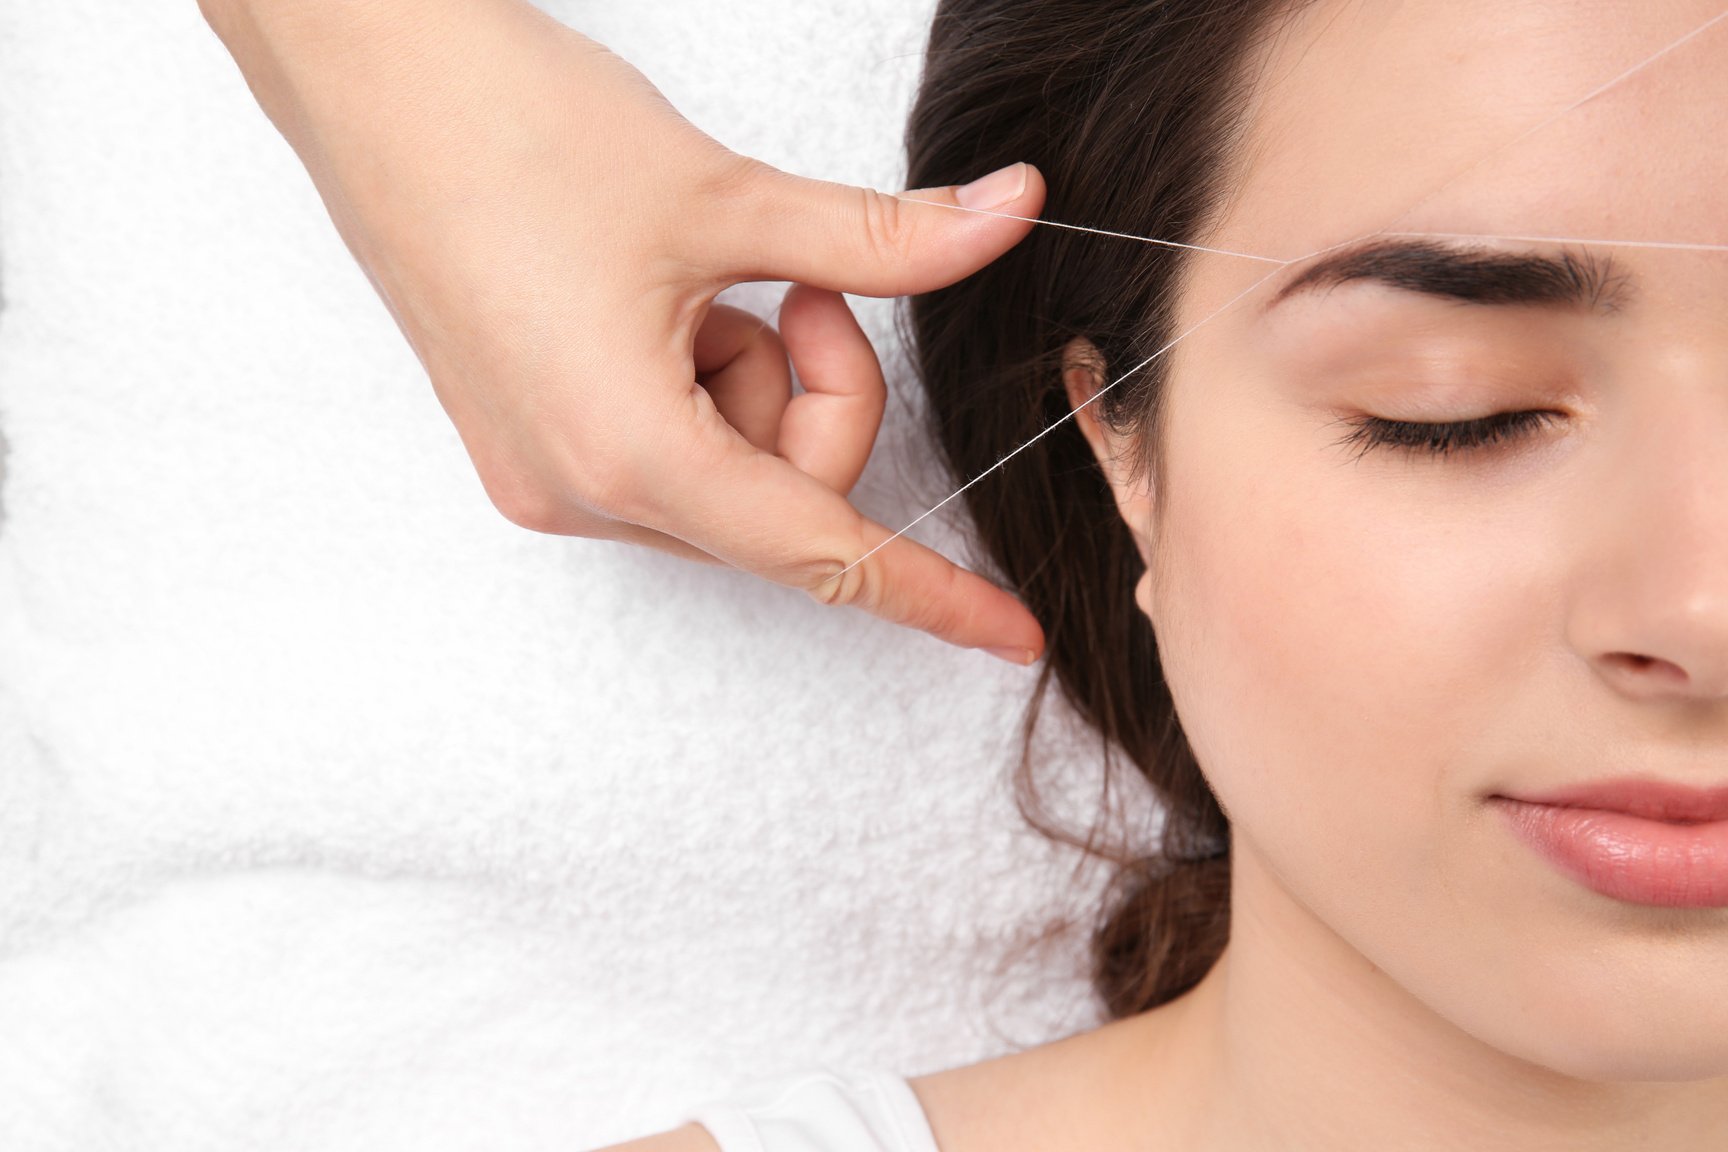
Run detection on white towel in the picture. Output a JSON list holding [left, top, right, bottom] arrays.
[[0, 2, 1159, 1148]]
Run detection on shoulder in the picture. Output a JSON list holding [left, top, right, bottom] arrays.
[[589, 1121, 722, 1152], [906, 1012, 1179, 1152], [591, 1020, 1167, 1152], [595, 1066, 930, 1152]]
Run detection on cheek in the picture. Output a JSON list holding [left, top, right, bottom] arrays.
[[1146, 380, 1728, 1076], [1145, 373, 1556, 931]]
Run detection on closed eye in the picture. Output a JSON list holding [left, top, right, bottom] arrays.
[[1328, 410, 1564, 463]]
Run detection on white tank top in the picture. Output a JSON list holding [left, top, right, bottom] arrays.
[[682, 1066, 942, 1152]]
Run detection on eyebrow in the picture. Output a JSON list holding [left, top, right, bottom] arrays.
[[1264, 237, 1634, 314]]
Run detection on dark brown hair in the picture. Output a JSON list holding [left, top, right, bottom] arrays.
[[902, 0, 1309, 1019]]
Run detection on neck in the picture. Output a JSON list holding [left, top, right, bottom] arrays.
[[1142, 843, 1728, 1152]]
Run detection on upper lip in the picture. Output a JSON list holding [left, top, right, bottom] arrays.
[[1495, 777, 1728, 823]]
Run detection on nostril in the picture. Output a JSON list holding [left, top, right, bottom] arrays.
[[1605, 652, 1687, 686]]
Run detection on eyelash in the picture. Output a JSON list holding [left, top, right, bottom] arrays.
[[1331, 410, 1563, 462]]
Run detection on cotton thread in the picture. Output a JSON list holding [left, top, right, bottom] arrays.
[[808, 6, 1728, 596], [1380, 7, 1728, 237]]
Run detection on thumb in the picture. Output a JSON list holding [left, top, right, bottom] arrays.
[[706, 160, 1046, 298]]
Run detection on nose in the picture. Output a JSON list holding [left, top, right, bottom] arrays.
[[1568, 352, 1728, 703]]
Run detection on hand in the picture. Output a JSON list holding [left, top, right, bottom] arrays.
[[198, 0, 1048, 663]]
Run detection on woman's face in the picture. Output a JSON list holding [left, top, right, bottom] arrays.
[[1106, 0, 1728, 1079]]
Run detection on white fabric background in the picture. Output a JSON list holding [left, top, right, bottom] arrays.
[[0, 2, 1159, 1148]]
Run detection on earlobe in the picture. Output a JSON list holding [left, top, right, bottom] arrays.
[[1135, 567, 1157, 623]]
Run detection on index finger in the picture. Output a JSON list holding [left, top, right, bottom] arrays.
[[636, 384, 1045, 662]]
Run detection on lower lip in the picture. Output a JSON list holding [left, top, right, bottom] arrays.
[[1491, 798, 1728, 908]]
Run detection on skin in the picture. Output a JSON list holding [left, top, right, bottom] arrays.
[[608, 1, 1728, 1150]]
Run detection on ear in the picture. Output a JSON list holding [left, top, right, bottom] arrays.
[[1060, 336, 1156, 569]]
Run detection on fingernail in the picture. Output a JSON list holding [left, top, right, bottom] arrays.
[[955, 162, 1027, 211], [984, 646, 1037, 666]]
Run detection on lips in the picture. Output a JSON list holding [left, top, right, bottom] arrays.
[[1490, 778, 1728, 909], [1498, 777, 1728, 824]]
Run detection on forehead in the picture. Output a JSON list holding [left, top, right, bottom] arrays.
[[1198, 0, 1728, 274]]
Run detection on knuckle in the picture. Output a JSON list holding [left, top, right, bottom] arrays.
[[800, 554, 872, 610], [856, 185, 913, 267], [475, 450, 611, 536], [485, 478, 566, 535]]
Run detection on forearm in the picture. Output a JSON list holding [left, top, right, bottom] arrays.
[[194, 0, 552, 161]]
